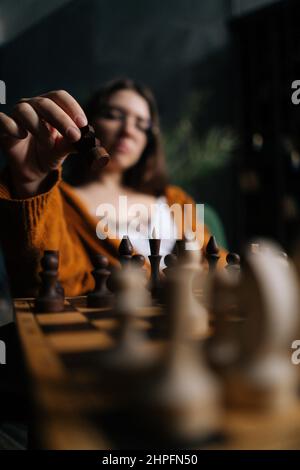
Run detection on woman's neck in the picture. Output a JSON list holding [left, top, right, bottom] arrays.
[[97, 170, 123, 189]]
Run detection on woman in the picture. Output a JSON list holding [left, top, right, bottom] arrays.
[[0, 78, 226, 297]]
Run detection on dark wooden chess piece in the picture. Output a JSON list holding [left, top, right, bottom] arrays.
[[74, 124, 110, 170], [107, 237, 134, 292], [119, 236, 133, 267], [225, 252, 241, 281], [35, 250, 65, 313], [87, 254, 114, 308], [175, 239, 186, 259], [148, 236, 163, 302], [226, 253, 240, 271], [159, 253, 178, 306], [106, 265, 118, 294], [131, 254, 145, 268], [55, 280, 65, 298], [205, 236, 220, 272], [163, 253, 177, 279]]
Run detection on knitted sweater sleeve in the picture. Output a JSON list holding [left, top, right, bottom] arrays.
[[0, 168, 93, 297]]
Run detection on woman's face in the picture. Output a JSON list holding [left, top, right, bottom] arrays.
[[93, 89, 152, 173]]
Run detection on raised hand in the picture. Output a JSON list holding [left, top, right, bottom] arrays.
[[0, 90, 87, 197]]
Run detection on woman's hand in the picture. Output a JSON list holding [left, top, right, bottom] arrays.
[[0, 90, 88, 197]]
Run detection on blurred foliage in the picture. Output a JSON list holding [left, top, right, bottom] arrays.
[[163, 92, 237, 189]]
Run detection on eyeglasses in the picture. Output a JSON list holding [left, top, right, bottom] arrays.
[[98, 106, 153, 134]]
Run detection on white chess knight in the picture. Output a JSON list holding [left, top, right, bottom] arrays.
[[227, 240, 300, 411]]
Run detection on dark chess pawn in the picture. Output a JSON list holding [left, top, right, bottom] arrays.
[[163, 253, 178, 279], [175, 237, 197, 261], [225, 252, 241, 281], [226, 253, 240, 271], [119, 235, 134, 267], [106, 265, 119, 294], [87, 254, 114, 308], [35, 250, 65, 313], [106, 237, 134, 293], [205, 236, 220, 272], [55, 279, 65, 298], [175, 239, 186, 259], [160, 253, 178, 305], [131, 254, 145, 268], [148, 231, 163, 302]]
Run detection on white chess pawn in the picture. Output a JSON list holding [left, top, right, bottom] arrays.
[[204, 267, 242, 370], [138, 250, 223, 444], [175, 239, 209, 338]]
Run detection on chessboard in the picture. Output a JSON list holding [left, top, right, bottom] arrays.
[[15, 292, 208, 450], [11, 236, 300, 450], [14, 291, 300, 450]]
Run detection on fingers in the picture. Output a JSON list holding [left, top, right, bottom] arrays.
[[18, 90, 88, 143], [11, 102, 53, 144], [41, 90, 87, 128], [18, 96, 81, 143], [35, 134, 71, 173], [0, 90, 87, 146], [0, 112, 28, 139]]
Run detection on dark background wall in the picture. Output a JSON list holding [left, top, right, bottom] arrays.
[[0, 0, 282, 252], [0, 0, 235, 118]]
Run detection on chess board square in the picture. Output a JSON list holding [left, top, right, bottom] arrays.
[[47, 331, 114, 353], [41, 322, 97, 334], [37, 312, 87, 325]]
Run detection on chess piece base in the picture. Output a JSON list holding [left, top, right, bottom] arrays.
[[34, 296, 65, 313]]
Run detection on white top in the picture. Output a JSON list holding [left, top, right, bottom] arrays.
[[118, 196, 178, 268], [74, 187, 179, 268]]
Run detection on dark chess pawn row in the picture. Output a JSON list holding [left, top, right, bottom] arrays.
[[34, 235, 241, 313]]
